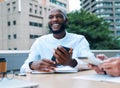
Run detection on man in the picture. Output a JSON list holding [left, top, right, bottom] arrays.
[[89, 54, 120, 77], [20, 7, 94, 73]]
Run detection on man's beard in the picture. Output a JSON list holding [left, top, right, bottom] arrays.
[[49, 22, 66, 34]]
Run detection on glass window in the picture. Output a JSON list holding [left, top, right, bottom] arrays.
[[14, 48, 17, 50], [39, 23, 42, 27], [13, 34, 17, 39], [29, 22, 42, 27], [8, 48, 11, 50], [12, 2, 16, 5], [35, 10, 37, 14], [30, 8, 32, 12], [13, 20, 16, 25], [30, 34, 40, 39], [8, 35, 11, 39], [8, 8, 10, 13], [13, 7, 16, 11], [116, 31, 120, 35], [7, 3, 10, 6], [8, 22, 11, 26], [34, 22, 38, 27]]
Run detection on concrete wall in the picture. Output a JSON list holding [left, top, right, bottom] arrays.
[[0, 50, 120, 71]]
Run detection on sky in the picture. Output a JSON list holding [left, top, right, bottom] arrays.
[[69, 0, 81, 11]]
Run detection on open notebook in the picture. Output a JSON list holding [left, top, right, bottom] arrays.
[[0, 78, 39, 88], [31, 66, 78, 74]]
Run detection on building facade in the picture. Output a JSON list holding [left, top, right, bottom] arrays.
[[0, 0, 69, 50], [80, 0, 120, 37]]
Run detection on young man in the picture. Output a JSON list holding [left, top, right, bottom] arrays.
[[20, 7, 94, 73]]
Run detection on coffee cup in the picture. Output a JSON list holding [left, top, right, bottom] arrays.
[[0, 58, 7, 78]]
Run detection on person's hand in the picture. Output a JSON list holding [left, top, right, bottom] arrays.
[[31, 59, 56, 72], [88, 54, 108, 74], [88, 64, 105, 75], [101, 57, 120, 77], [96, 54, 108, 60], [53, 46, 74, 66]]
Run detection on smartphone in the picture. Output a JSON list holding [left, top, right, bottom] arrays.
[[51, 46, 70, 63], [57, 46, 70, 53]]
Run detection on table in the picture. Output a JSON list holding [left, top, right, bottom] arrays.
[[15, 70, 120, 88]]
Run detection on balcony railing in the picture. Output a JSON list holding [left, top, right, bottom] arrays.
[[0, 50, 120, 71]]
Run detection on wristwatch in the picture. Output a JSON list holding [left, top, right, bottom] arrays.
[[29, 61, 34, 70]]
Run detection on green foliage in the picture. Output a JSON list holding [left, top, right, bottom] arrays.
[[67, 10, 120, 50]]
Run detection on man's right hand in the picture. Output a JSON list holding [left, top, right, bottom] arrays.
[[30, 59, 56, 72]]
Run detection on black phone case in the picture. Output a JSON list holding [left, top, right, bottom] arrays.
[[51, 46, 70, 62]]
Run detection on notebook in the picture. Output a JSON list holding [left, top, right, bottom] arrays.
[[31, 66, 78, 74], [0, 78, 39, 88]]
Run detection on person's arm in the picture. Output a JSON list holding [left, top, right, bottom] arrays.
[[20, 39, 41, 73], [74, 36, 94, 70]]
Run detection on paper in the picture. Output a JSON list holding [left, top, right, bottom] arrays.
[[55, 66, 78, 73], [73, 74, 120, 83], [31, 66, 78, 74]]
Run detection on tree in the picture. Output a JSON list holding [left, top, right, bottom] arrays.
[[67, 10, 120, 50]]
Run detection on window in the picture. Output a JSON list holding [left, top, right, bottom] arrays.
[[29, 21, 43, 27], [39, 6, 42, 15], [39, 11, 42, 15], [116, 31, 120, 35], [8, 8, 10, 13], [29, 22, 34, 26], [39, 23, 42, 27], [8, 35, 11, 39], [30, 8, 32, 12], [8, 48, 11, 50], [13, 7, 16, 11], [50, 0, 66, 7], [116, 19, 120, 23], [12, 2, 16, 5], [35, 10, 37, 14], [116, 8, 120, 12], [105, 19, 113, 23], [13, 20, 16, 25], [13, 34, 17, 39], [14, 48, 17, 50], [29, 3, 33, 13], [34, 22, 38, 26], [116, 14, 120, 17], [30, 34, 40, 39], [115, 2, 120, 6], [8, 21, 11, 26], [7, 3, 10, 6]]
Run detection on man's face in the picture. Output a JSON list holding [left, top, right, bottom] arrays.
[[48, 9, 67, 34]]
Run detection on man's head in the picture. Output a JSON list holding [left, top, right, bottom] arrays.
[[48, 7, 68, 34]]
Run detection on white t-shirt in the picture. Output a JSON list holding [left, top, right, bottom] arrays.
[[20, 32, 95, 72]]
